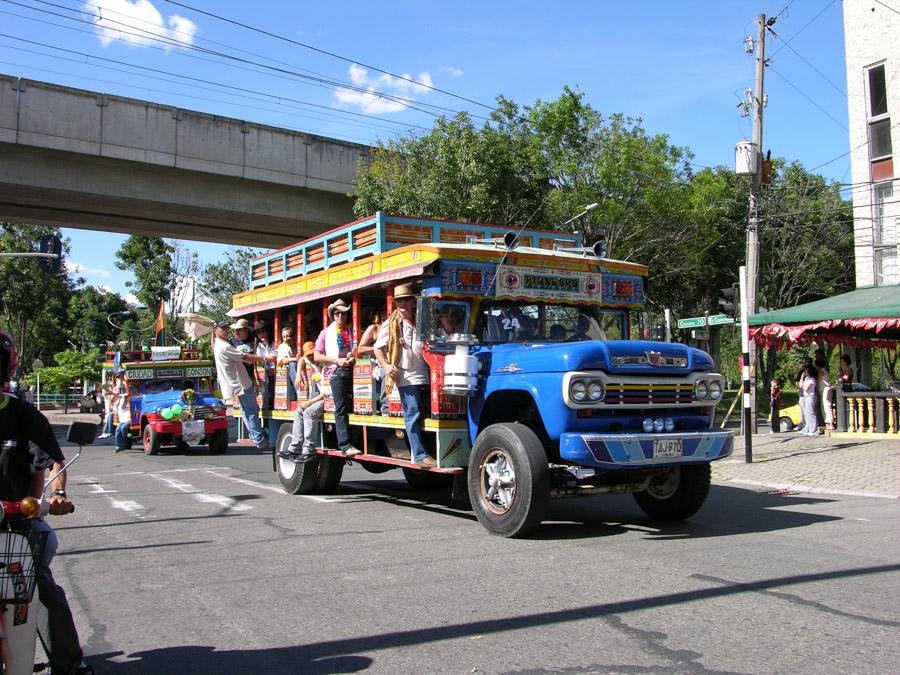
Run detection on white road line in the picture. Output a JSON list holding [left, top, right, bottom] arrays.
[[81, 479, 147, 519], [73, 466, 232, 480], [148, 473, 253, 512], [205, 470, 335, 503], [718, 478, 899, 500]]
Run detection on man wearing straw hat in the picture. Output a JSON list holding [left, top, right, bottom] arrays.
[[374, 282, 435, 466]]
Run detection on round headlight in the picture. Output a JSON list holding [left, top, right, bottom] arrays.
[[571, 380, 587, 402], [695, 381, 708, 399], [653, 418, 665, 432], [211, 402, 224, 412], [664, 417, 675, 432], [709, 381, 722, 400], [588, 381, 604, 401], [642, 418, 654, 432]]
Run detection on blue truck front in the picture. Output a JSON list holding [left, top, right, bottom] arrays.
[[476, 339, 733, 468]]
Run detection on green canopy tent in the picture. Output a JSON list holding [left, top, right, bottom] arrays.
[[749, 284, 900, 350]]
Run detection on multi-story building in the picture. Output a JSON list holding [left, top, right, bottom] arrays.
[[844, 1, 898, 287]]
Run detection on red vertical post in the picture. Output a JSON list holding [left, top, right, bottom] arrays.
[[273, 312, 282, 347], [351, 291, 361, 344], [296, 310, 304, 346]]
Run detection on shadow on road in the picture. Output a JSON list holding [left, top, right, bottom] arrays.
[[328, 480, 844, 542], [85, 563, 900, 674]]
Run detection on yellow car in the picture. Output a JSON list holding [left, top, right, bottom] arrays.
[[768, 404, 801, 432]]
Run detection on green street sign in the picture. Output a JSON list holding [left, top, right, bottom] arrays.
[[677, 316, 706, 329], [708, 314, 735, 326]]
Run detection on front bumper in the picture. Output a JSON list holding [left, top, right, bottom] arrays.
[[560, 429, 733, 470], [146, 417, 229, 435]]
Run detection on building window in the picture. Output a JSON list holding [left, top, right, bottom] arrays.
[[865, 63, 892, 179], [873, 181, 898, 285]]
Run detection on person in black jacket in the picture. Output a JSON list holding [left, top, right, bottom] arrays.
[[0, 331, 93, 675]]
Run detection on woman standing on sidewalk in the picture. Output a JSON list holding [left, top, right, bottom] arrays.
[[799, 364, 820, 436]]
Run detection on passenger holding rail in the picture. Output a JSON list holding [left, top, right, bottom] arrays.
[[374, 283, 434, 466], [315, 299, 360, 457], [277, 326, 298, 402]]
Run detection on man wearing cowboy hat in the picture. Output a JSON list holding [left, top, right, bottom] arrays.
[[374, 282, 434, 466], [314, 299, 360, 456], [212, 319, 270, 449], [229, 317, 256, 380]]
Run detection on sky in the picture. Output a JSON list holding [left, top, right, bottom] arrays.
[[0, 0, 853, 302]]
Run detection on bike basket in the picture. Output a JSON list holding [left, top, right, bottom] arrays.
[[0, 529, 47, 604]]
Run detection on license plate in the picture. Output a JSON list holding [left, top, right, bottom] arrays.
[[653, 439, 682, 458]]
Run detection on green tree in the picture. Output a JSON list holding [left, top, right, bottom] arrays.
[[68, 285, 131, 351], [114, 235, 175, 310], [21, 347, 102, 393], [198, 248, 260, 319], [0, 223, 76, 377]]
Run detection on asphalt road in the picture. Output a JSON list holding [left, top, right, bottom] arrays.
[[47, 433, 899, 675]]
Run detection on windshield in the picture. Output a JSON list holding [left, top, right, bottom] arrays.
[[143, 378, 198, 395], [476, 302, 625, 344]]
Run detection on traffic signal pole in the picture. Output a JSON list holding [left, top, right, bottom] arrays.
[[745, 13, 767, 435]]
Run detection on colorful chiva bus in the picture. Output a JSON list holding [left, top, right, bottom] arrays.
[[103, 347, 228, 455], [231, 212, 733, 536]]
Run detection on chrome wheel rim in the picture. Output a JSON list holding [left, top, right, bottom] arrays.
[[277, 435, 298, 477], [479, 448, 517, 514]]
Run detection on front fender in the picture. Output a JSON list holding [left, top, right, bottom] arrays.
[[470, 372, 566, 440]]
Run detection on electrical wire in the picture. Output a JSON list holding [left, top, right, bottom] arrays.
[[768, 0, 839, 59], [0, 33, 434, 131], [162, 0, 498, 112], [2, 0, 474, 120], [767, 65, 848, 131]]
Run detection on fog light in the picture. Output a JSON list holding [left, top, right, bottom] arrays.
[[664, 418, 675, 432], [642, 418, 654, 432], [653, 418, 665, 432]]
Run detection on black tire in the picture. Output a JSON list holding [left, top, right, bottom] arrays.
[[143, 425, 161, 455], [778, 417, 794, 432], [467, 423, 550, 538], [314, 455, 345, 493], [274, 424, 319, 495], [402, 467, 450, 490], [633, 464, 712, 520], [209, 428, 228, 454]]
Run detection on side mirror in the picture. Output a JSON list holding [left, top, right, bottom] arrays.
[[67, 421, 97, 446]]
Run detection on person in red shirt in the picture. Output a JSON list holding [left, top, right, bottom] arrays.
[[769, 378, 782, 434]]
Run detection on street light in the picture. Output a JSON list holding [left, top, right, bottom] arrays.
[[562, 202, 599, 227]]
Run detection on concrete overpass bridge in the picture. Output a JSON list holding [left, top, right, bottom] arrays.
[[0, 75, 370, 248]]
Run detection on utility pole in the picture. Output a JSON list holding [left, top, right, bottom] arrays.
[[745, 13, 767, 434]]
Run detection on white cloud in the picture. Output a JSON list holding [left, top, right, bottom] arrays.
[[66, 261, 111, 278], [85, 0, 198, 50], [97, 284, 115, 294], [439, 66, 463, 78], [124, 293, 141, 305], [334, 63, 434, 114]]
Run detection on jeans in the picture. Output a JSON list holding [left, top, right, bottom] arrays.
[[28, 519, 85, 674], [238, 387, 268, 446], [102, 411, 114, 436], [398, 385, 429, 462], [115, 421, 131, 449], [330, 373, 353, 451], [288, 399, 324, 454], [372, 375, 385, 414], [285, 361, 298, 401]]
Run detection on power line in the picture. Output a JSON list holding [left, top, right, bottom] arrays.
[[4, 0, 475, 121], [162, 0, 498, 113], [872, 0, 900, 17], [767, 65, 848, 131], [767, 28, 846, 96], [0, 33, 435, 131], [768, 0, 839, 58]]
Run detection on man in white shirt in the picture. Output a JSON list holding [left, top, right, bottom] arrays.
[[374, 282, 434, 466], [277, 326, 298, 401], [212, 319, 270, 449], [254, 322, 277, 409]]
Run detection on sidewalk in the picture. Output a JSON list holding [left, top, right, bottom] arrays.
[[42, 410, 900, 499], [713, 430, 900, 499]]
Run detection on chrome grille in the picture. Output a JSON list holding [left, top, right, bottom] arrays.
[[192, 405, 213, 420], [603, 382, 695, 405]]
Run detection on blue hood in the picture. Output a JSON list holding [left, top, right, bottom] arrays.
[[140, 391, 223, 414], [476, 341, 715, 376]]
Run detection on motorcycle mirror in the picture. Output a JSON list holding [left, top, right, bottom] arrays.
[[66, 421, 97, 446]]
